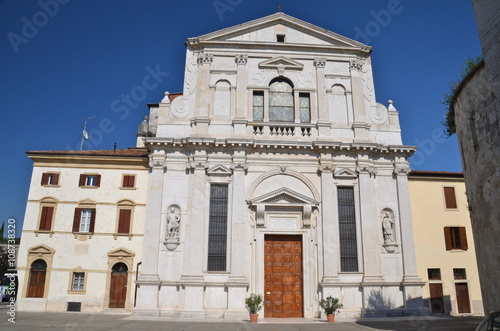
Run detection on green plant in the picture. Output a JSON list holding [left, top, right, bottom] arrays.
[[442, 54, 483, 136], [319, 296, 343, 315], [245, 293, 264, 314]]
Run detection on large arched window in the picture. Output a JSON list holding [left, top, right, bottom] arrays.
[[27, 259, 47, 298], [269, 79, 294, 122]]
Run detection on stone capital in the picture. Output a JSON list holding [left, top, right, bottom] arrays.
[[148, 153, 167, 170], [314, 57, 326, 68], [356, 165, 377, 176], [230, 162, 249, 172], [350, 58, 364, 71], [318, 163, 335, 173], [235, 54, 248, 66], [394, 166, 411, 176], [197, 53, 213, 65]]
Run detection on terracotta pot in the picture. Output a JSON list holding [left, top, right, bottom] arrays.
[[326, 313, 335, 322], [250, 313, 259, 323]]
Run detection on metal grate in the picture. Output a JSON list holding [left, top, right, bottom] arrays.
[[337, 186, 358, 272], [207, 184, 229, 271], [67, 302, 81, 312]]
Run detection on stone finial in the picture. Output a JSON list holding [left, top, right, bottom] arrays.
[[161, 91, 170, 103], [388, 100, 397, 112]]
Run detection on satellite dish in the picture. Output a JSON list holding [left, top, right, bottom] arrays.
[[83, 130, 89, 140]]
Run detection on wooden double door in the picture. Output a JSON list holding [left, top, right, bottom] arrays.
[[264, 235, 303, 317]]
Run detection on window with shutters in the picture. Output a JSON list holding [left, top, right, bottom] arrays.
[[443, 187, 457, 209], [337, 186, 359, 272], [444, 226, 468, 250], [207, 184, 229, 272], [37, 198, 57, 233], [79, 174, 101, 188], [73, 202, 96, 234], [41, 172, 60, 186], [115, 200, 134, 237], [121, 175, 135, 189]]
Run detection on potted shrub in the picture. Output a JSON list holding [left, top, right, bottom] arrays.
[[245, 293, 264, 323], [319, 296, 343, 322]]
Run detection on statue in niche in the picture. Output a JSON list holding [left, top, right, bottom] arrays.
[[382, 212, 395, 244], [166, 207, 180, 240]]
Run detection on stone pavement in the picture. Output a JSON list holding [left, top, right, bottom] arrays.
[[0, 307, 485, 331]]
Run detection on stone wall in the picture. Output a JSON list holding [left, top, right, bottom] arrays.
[[453, 62, 500, 313]]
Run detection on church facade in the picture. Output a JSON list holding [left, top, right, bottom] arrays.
[[133, 13, 426, 318], [16, 13, 430, 318]]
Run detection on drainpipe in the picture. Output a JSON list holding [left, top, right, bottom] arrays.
[[134, 261, 142, 307]]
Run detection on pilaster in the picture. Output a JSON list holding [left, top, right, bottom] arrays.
[[233, 54, 248, 133], [350, 59, 370, 142], [194, 53, 213, 133], [314, 58, 331, 135]]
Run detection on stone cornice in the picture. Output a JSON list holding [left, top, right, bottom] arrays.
[[144, 138, 416, 156]]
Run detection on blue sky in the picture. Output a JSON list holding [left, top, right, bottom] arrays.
[[0, 0, 481, 236]]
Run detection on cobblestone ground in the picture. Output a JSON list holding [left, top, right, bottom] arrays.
[[0, 307, 485, 331]]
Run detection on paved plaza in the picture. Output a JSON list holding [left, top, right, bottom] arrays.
[[0, 304, 485, 331]]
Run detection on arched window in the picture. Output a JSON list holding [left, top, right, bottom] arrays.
[[269, 79, 294, 122], [27, 259, 47, 298]]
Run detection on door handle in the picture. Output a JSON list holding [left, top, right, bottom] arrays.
[[266, 292, 271, 294]]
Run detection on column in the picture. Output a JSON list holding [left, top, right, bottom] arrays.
[[226, 151, 250, 318], [180, 151, 207, 317], [394, 162, 427, 314], [233, 54, 248, 134], [319, 158, 340, 283], [194, 53, 212, 133], [350, 59, 370, 142], [314, 58, 331, 136], [135, 150, 166, 315]]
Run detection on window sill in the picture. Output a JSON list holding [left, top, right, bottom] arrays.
[[35, 230, 54, 238], [67, 290, 86, 295], [73, 233, 93, 240], [119, 187, 136, 190], [41, 185, 60, 188], [447, 249, 467, 252], [79, 186, 99, 189], [113, 233, 133, 241]]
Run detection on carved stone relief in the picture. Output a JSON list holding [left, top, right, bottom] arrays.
[[164, 205, 181, 251], [370, 103, 389, 124], [381, 209, 398, 253], [170, 96, 190, 118]]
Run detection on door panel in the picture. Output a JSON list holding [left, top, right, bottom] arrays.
[[109, 273, 127, 308], [455, 283, 471, 313], [429, 283, 445, 313], [264, 235, 303, 317]]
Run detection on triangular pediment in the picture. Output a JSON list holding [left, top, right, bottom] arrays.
[[250, 187, 317, 205], [259, 57, 303, 71], [334, 168, 358, 178], [108, 248, 135, 258], [28, 244, 55, 255], [188, 12, 370, 52], [207, 165, 232, 176]]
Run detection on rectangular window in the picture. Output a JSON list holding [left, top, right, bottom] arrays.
[[117, 209, 132, 234], [299, 93, 311, 123], [39, 206, 54, 231], [72, 208, 96, 233], [428, 268, 441, 280], [41, 173, 59, 186], [79, 174, 101, 187], [71, 272, 85, 292], [453, 268, 467, 280], [276, 34, 285, 42], [337, 186, 358, 272], [444, 187, 457, 209], [444, 226, 468, 250], [122, 175, 135, 188], [252, 91, 264, 122], [207, 184, 229, 272]]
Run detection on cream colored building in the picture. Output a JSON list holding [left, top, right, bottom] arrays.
[[409, 170, 483, 316], [16, 149, 148, 312]]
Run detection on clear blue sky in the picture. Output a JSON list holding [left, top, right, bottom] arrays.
[[0, 0, 482, 236]]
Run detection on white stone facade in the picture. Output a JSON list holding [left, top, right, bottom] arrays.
[[134, 13, 427, 318]]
